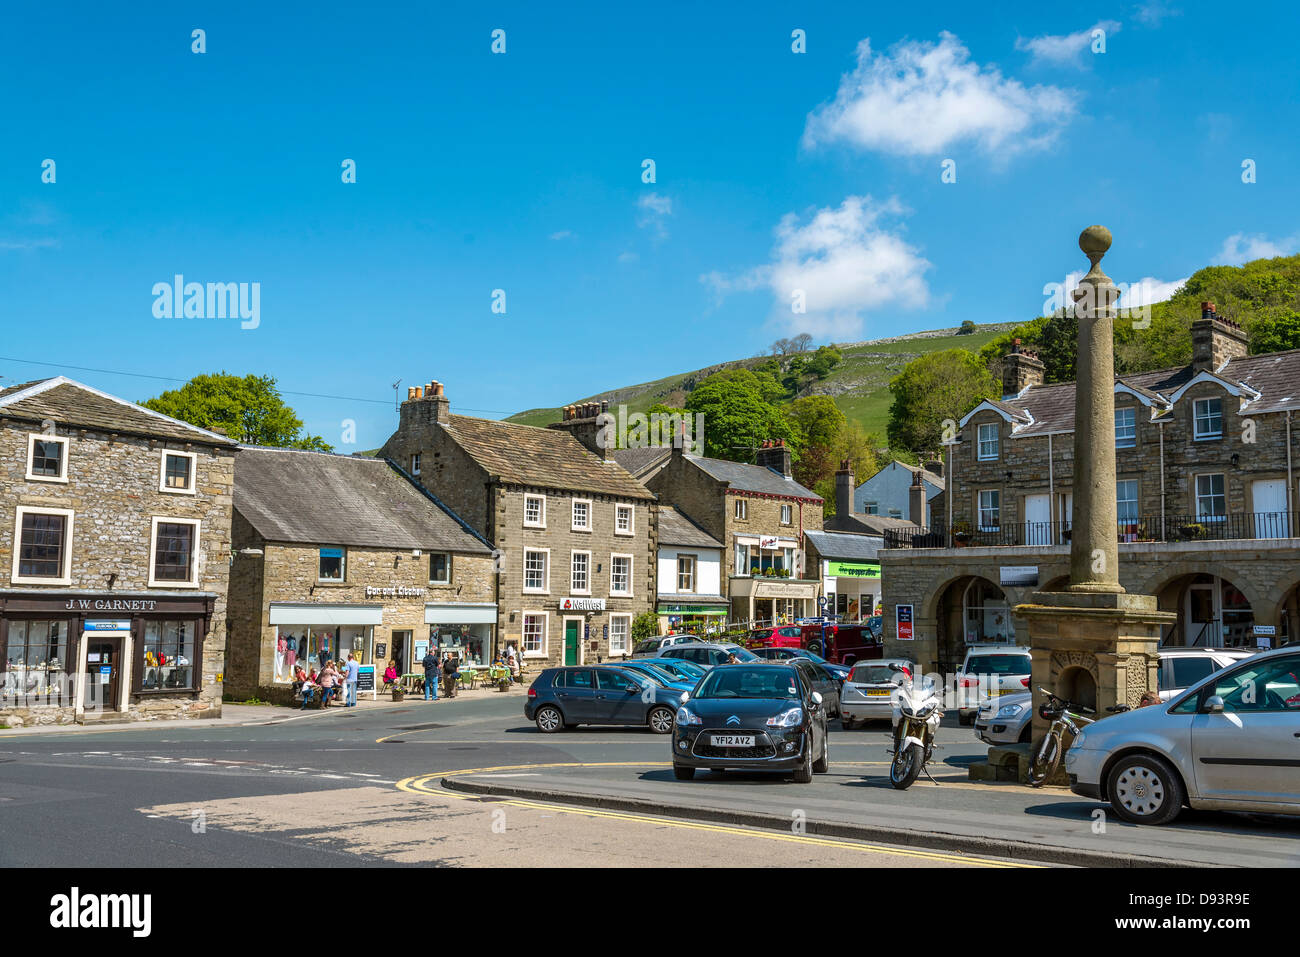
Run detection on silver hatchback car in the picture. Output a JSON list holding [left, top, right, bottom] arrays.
[[1065, 646, 1300, 824], [840, 658, 915, 728]]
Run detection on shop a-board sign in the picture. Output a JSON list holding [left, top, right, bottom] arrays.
[[374, 642, 387, 660], [356, 665, 376, 698]]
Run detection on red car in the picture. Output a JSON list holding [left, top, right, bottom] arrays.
[[746, 624, 805, 651], [746, 621, 884, 668]]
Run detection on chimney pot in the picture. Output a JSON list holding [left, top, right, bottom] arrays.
[[407, 387, 417, 400], [414, 386, 423, 399], [433, 382, 444, 398]]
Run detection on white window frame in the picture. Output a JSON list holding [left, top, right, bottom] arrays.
[[317, 546, 346, 583], [147, 516, 202, 589], [614, 503, 634, 536], [1195, 473, 1227, 522], [158, 449, 198, 495], [734, 542, 750, 576], [977, 489, 1001, 531], [521, 612, 548, 658], [1116, 479, 1140, 525], [734, 498, 748, 520], [522, 547, 550, 594], [1115, 407, 1137, 450], [25, 433, 70, 484], [677, 554, 696, 593], [410, 453, 421, 476], [428, 551, 451, 585], [11, 505, 75, 586], [610, 553, 633, 597], [571, 498, 592, 532], [523, 494, 546, 529], [780, 504, 792, 525], [977, 423, 999, 461], [570, 549, 591, 595], [1193, 398, 1223, 441], [608, 613, 631, 658]]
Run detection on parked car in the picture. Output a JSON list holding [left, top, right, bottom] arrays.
[[956, 645, 1032, 725], [789, 658, 842, 717], [840, 658, 915, 728], [611, 659, 695, 694], [671, 662, 829, 782], [821, 622, 884, 668], [526, 665, 684, 734], [745, 624, 805, 651], [640, 657, 707, 685], [1065, 646, 1300, 824], [973, 648, 1262, 747], [749, 646, 851, 680], [631, 634, 699, 657], [653, 642, 760, 669]]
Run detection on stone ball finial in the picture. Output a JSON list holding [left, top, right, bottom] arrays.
[[1078, 225, 1112, 259]]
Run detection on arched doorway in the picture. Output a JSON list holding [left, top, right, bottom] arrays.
[[1059, 665, 1098, 712], [933, 576, 1016, 675], [1153, 573, 1256, 648]]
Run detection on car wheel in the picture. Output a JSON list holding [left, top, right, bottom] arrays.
[[958, 711, 974, 727], [792, 739, 814, 783], [813, 730, 829, 774], [1017, 723, 1033, 744], [535, 706, 563, 733], [1107, 753, 1185, 826], [841, 716, 855, 731], [673, 764, 695, 781], [647, 706, 675, 734]]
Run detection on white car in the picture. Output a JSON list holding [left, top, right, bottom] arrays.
[[956, 645, 1031, 725], [840, 659, 915, 728], [631, 634, 699, 657], [1065, 646, 1300, 824]]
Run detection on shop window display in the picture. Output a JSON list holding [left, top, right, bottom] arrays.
[[274, 625, 371, 681], [141, 620, 195, 690], [3, 620, 71, 703], [430, 623, 491, 667]]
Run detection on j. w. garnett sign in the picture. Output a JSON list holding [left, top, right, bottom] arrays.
[[64, 598, 159, 611]]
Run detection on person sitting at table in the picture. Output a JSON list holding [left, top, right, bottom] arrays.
[[291, 664, 308, 697], [382, 661, 398, 691], [299, 675, 318, 710]]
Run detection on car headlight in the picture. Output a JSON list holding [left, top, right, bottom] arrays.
[[1069, 730, 1087, 750], [766, 707, 803, 728], [994, 703, 1024, 720], [676, 707, 702, 725]]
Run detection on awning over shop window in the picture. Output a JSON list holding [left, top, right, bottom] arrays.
[[269, 603, 384, 626], [425, 603, 498, 625]]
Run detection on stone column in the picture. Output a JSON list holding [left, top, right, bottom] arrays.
[[1068, 225, 1122, 593]]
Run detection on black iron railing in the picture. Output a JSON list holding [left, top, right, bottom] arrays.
[[884, 512, 1300, 549]]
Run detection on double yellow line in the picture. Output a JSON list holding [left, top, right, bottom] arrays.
[[396, 761, 1038, 867]]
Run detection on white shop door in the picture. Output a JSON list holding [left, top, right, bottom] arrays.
[[1252, 479, 1288, 538], [1024, 494, 1051, 546]]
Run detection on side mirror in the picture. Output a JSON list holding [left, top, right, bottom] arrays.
[[679, 691, 690, 704], [811, 691, 824, 706], [1204, 695, 1226, 714]]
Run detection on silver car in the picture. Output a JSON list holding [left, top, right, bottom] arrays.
[[1065, 646, 1300, 824], [840, 658, 914, 728], [651, 642, 760, 670], [973, 690, 1033, 745]]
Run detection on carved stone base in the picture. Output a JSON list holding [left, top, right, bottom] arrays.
[[1014, 591, 1175, 737]]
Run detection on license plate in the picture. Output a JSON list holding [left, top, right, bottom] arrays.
[[989, 689, 1009, 696], [711, 734, 755, 747], [866, 689, 890, 697]]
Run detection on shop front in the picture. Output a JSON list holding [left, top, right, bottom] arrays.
[[656, 599, 729, 636], [823, 560, 882, 622], [267, 603, 382, 679], [426, 602, 497, 667], [1, 591, 218, 724]]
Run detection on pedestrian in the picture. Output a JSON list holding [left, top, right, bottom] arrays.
[[422, 645, 440, 702], [506, 643, 520, 684], [442, 653, 459, 698], [344, 653, 360, 707], [319, 663, 338, 706]]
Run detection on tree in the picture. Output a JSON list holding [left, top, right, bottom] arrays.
[[685, 370, 795, 460], [805, 345, 842, 379], [1246, 311, 1300, 354], [958, 319, 976, 334], [886, 350, 999, 453], [790, 332, 814, 352], [142, 373, 332, 450], [631, 611, 660, 642], [788, 396, 846, 490]]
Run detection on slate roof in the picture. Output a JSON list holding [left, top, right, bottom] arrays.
[[658, 506, 723, 549], [804, 529, 883, 562], [234, 446, 492, 552], [687, 455, 822, 501], [0, 377, 235, 446], [612, 446, 671, 479], [898, 461, 946, 492], [825, 512, 916, 536], [444, 415, 654, 500], [982, 348, 1300, 438]]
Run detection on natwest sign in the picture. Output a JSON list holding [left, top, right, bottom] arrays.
[[560, 597, 606, 611]]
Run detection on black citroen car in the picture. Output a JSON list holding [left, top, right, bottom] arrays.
[[671, 662, 829, 782]]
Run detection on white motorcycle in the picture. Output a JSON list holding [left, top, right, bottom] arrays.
[[887, 663, 943, 789]]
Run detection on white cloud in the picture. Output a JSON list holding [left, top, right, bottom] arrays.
[[703, 195, 931, 339], [1015, 20, 1121, 66], [1216, 232, 1300, 265], [635, 192, 674, 239], [1134, 1, 1180, 27], [803, 32, 1076, 157], [548, 230, 575, 241], [1120, 276, 1187, 309], [0, 237, 58, 251], [617, 251, 639, 263]]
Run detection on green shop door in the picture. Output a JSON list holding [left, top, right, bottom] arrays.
[[564, 621, 581, 665]]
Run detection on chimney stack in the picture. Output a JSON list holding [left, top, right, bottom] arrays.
[[1191, 301, 1249, 371], [398, 376, 451, 429], [1002, 338, 1045, 398], [549, 399, 615, 461], [755, 438, 792, 479], [834, 458, 854, 517], [908, 468, 927, 527]]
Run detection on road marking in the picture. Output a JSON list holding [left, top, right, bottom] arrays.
[[395, 762, 1036, 868]]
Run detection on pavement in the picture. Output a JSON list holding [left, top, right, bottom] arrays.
[[0, 692, 1295, 867]]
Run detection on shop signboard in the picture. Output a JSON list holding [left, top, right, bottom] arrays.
[[827, 561, 880, 579], [561, 597, 605, 611], [896, 604, 914, 641], [84, 620, 132, 631], [356, 665, 376, 698], [999, 566, 1039, 588]]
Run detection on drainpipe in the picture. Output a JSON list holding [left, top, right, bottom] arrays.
[[946, 442, 953, 535], [1047, 433, 1055, 531], [1287, 410, 1294, 522], [1158, 422, 1166, 540]]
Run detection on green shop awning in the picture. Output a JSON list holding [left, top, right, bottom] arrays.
[[827, 561, 880, 579], [657, 603, 729, 616]]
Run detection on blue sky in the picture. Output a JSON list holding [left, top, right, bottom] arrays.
[[2, 1, 1297, 449]]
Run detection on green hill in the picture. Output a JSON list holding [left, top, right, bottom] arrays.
[[507, 323, 1020, 438]]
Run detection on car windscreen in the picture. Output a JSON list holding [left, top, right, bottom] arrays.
[[622, 663, 673, 685], [966, 654, 1030, 675], [694, 665, 801, 699], [657, 659, 704, 679], [849, 664, 898, 684], [722, 646, 760, 662], [633, 639, 661, 655]]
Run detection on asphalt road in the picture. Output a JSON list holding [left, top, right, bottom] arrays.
[[0, 693, 1295, 867]]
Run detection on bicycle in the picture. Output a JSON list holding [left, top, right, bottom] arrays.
[[1027, 689, 1128, 787]]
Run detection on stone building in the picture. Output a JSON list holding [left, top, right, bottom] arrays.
[[380, 385, 657, 667], [225, 446, 496, 702], [619, 439, 824, 624], [654, 505, 727, 635], [882, 307, 1300, 674], [804, 529, 883, 622], [0, 377, 235, 726], [854, 459, 945, 525]]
